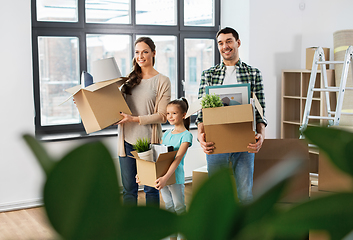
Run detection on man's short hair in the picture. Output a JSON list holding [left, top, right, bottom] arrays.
[[216, 27, 239, 40]]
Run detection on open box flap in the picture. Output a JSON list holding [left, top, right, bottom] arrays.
[[203, 104, 254, 125], [186, 98, 202, 118], [252, 92, 264, 120], [85, 77, 128, 92], [60, 85, 82, 105], [130, 150, 177, 163], [60, 77, 128, 106]]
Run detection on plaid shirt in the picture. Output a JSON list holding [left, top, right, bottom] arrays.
[[195, 59, 267, 127]]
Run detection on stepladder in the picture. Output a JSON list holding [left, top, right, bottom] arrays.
[[299, 46, 353, 139]]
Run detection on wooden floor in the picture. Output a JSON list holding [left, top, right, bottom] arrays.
[[0, 183, 194, 240], [0, 176, 322, 240]]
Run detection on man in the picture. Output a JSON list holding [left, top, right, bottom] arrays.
[[195, 27, 267, 204]]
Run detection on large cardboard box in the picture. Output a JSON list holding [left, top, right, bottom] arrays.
[[253, 139, 310, 203], [203, 104, 256, 154], [318, 151, 353, 192], [65, 79, 131, 134], [306, 47, 330, 70], [202, 94, 264, 154], [131, 151, 177, 188], [63, 57, 131, 134]]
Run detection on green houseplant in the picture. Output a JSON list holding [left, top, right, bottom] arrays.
[[133, 137, 153, 162], [23, 126, 353, 240], [201, 93, 223, 109], [133, 137, 150, 153]]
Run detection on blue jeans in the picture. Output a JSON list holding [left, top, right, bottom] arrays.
[[206, 151, 254, 204], [119, 141, 160, 207]]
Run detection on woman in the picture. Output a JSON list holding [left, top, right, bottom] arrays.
[[117, 37, 171, 206]]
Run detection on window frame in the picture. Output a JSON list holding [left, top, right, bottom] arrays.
[[31, 0, 221, 136]]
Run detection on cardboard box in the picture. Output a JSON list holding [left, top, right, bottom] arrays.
[[253, 139, 310, 203], [65, 79, 131, 134], [203, 93, 263, 154], [306, 47, 330, 70], [131, 150, 177, 188], [318, 151, 353, 192], [192, 165, 209, 193], [62, 57, 131, 134]]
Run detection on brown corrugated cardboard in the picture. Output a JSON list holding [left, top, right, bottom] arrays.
[[64, 78, 131, 134], [202, 95, 262, 154], [318, 151, 353, 192], [253, 139, 310, 203], [306, 47, 330, 70], [131, 150, 177, 188], [192, 165, 208, 193]]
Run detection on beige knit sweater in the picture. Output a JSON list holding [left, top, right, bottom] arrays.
[[117, 73, 171, 157]]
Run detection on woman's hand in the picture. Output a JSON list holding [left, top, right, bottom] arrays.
[[155, 176, 168, 190], [115, 112, 140, 125], [135, 174, 140, 184]]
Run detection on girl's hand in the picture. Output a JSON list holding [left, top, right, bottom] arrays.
[[155, 176, 168, 190], [135, 174, 140, 184], [116, 112, 139, 125]]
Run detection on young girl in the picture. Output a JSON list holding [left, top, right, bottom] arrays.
[[156, 98, 193, 240]]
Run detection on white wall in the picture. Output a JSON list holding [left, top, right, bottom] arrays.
[[222, 0, 353, 139], [2, 0, 353, 211]]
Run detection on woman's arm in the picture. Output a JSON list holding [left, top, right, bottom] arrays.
[[154, 141, 190, 190]]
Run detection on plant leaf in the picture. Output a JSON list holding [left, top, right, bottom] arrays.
[[43, 141, 122, 240], [235, 159, 305, 240], [304, 127, 353, 177], [180, 168, 242, 240], [271, 192, 353, 240], [23, 134, 56, 176]]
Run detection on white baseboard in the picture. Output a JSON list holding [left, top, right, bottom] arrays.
[[0, 198, 43, 213]]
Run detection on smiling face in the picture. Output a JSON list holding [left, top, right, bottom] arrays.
[[134, 41, 156, 68], [167, 104, 185, 126], [217, 33, 241, 65]]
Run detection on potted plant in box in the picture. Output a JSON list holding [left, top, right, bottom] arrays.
[[201, 93, 223, 109], [133, 137, 153, 162]]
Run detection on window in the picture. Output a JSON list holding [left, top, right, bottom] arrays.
[[32, 0, 220, 135]]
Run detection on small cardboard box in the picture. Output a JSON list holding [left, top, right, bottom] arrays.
[[192, 165, 208, 193], [318, 151, 353, 192], [306, 47, 330, 70], [131, 150, 178, 188], [65, 79, 131, 134], [253, 139, 310, 203], [202, 93, 263, 154]]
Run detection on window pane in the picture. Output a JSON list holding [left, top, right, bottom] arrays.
[[184, 0, 214, 26], [136, 0, 176, 26], [38, 37, 80, 126], [137, 35, 177, 100], [37, 0, 78, 22], [184, 38, 214, 103], [86, 34, 132, 77], [86, 0, 130, 24]]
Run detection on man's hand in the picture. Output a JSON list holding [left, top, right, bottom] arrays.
[[197, 122, 215, 154], [247, 133, 264, 153], [247, 123, 265, 153]]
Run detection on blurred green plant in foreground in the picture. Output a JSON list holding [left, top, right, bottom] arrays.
[[23, 126, 353, 240]]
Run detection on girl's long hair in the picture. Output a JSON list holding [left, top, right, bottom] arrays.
[[121, 37, 156, 95], [168, 98, 190, 130]]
